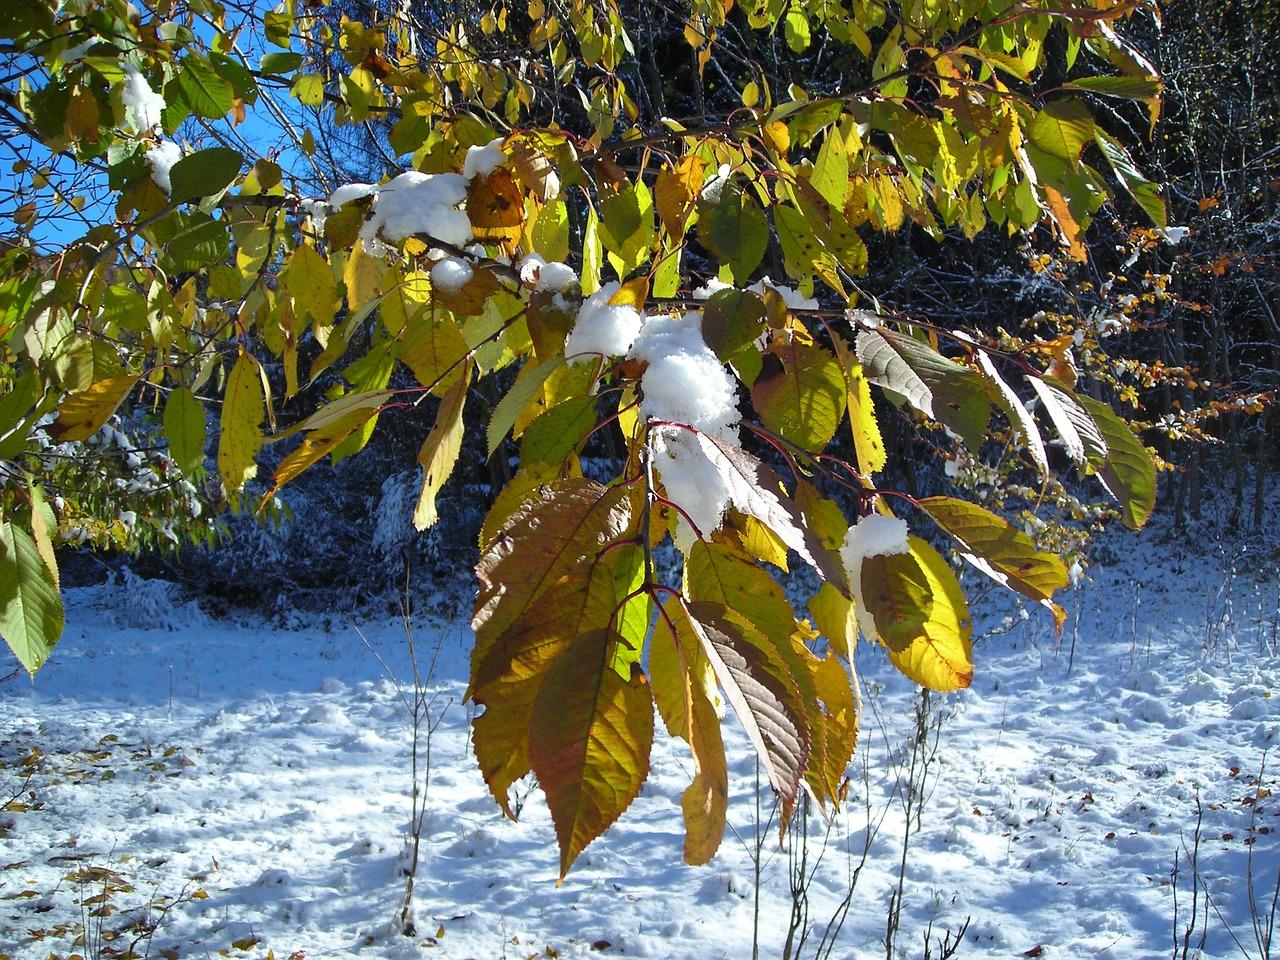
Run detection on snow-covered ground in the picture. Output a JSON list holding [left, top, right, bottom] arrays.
[[2, 513, 1278, 960]]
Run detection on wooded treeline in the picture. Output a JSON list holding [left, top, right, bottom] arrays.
[[1, 0, 1274, 618], [192, 0, 1275, 609]]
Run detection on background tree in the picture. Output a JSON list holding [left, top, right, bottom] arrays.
[[1, 0, 1174, 875]]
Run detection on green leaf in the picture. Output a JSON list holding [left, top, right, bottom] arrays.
[[1026, 100, 1095, 171], [856, 327, 991, 450], [259, 51, 303, 75], [1062, 76, 1162, 102], [521, 395, 597, 465], [164, 385, 206, 478], [486, 357, 564, 458], [774, 204, 824, 283], [687, 539, 796, 652], [699, 187, 768, 285], [218, 350, 264, 497], [859, 550, 933, 651], [291, 73, 325, 108], [751, 340, 846, 452], [1093, 127, 1166, 229], [598, 183, 655, 276], [0, 520, 64, 676], [263, 9, 293, 47], [209, 52, 258, 102], [532, 197, 570, 262], [529, 628, 654, 881], [700, 288, 766, 372], [161, 215, 231, 273], [810, 124, 849, 208], [917, 496, 1068, 603], [1076, 395, 1157, 530], [783, 4, 811, 52], [176, 55, 235, 119], [0, 370, 43, 459], [167, 147, 242, 205]]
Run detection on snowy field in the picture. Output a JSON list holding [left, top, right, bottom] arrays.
[[2, 512, 1278, 960]]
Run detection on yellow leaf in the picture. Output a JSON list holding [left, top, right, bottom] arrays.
[[343, 244, 384, 311], [830, 337, 885, 476], [737, 516, 789, 570], [808, 581, 856, 662], [1043, 184, 1087, 262], [413, 362, 470, 530], [282, 243, 337, 328], [884, 538, 973, 691], [48, 376, 138, 443], [218, 350, 264, 497], [654, 155, 705, 242]]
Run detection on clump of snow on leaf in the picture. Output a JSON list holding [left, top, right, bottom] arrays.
[[365, 172, 471, 249], [650, 429, 733, 545], [145, 140, 182, 194], [840, 512, 911, 642], [519, 255, 579, 297], [750, 276, 817, 311], [628, 311, 742, 547], [122, 64, 165, 132], [563, 282, 643, 361], [430, 257, 474, 294], [463, 138, 507, 180], [536, 262, 578, 294], [629, 312, 738, 436], [302, 174, 471, 255]]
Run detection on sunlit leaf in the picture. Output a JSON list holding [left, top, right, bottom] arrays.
[[752, 340, 845, 452], [218, 350, 264, 496], [530, 629, 653, 881], [0, 520, 64, 675], [48, 376, 137, 443], [414, 364, 470, 529], [917, 496, 1068, 604], [880, 539, 972, 691], [1076, 395, 1157, 530]]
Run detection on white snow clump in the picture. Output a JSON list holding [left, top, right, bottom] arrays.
[[628, 310, 742, 547], [701, 163, 733, 203], [563, 282, 644, 361], [430, 257, 474, 294], [629, 311, 738, 436], [302, 174, 471, 256], [366, 172, 471, 249], [749, 277, 818, 311], [145, 139, 182, 194], [121, 64, 165, 132], [463, 138, 507, 181]]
